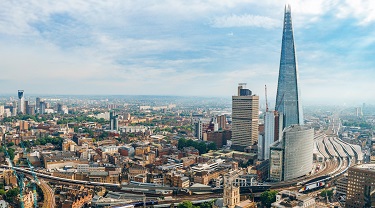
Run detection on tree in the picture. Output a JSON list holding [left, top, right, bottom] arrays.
[[5, 187, 19, 200], [196, 142, 207, 154], [7, 148, 15, 160], [260, 190, 278, 208], [0, 189, 5, 195], [320, 189, 333, 199], [6, 142, 14, 147], [178, 138, 187, 149], [207, 142, 217, 151], [178, 201, 194, 208], [199, 200, 215, 208]]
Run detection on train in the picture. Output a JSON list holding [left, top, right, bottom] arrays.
[[298, 157, 351, 193]]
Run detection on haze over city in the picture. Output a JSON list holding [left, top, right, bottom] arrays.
[[1, 1, 375, 104]]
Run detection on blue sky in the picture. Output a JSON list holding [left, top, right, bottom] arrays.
[[0, 0, 374, 105]]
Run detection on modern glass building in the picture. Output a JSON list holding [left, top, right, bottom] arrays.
[[275, 5, 303, 129], [269, 125, 313, 181]]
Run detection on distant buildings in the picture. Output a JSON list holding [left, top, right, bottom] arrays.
[[346, 164, 375, 208], [275, 5, 303, 129], [269, 125, 313, 181], [231, 84, 259, 151]]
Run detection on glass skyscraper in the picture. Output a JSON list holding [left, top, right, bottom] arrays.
[[275, 5, 303, 129]]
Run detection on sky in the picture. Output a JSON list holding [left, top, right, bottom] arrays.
[[1, 0, 375, 105]]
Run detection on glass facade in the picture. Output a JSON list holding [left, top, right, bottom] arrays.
[[275, 5, 303, 129]]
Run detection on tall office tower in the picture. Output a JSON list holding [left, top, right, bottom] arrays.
[[269, 125, 313, 181], [24, 101, 29, 114], [57, 103, 63, 114], [39, 102, 46, 114], [17, 90, 25, 114], [12, 101, 18, 116], [217, 115, 227, 130], [195, 119, 203, 140], [275, 5, 303, 129], [346, 164, 375, 208], [258, 124, 265, 160], [110, 111, 119, 131], [35, 97, 41, 113], [213, 117, 219, 132], [231, 84, 259, 151], [26, 105, 35, 115], [262, 111, 283, 160]]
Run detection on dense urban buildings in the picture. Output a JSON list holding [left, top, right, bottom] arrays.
[[0, 4, 374, 208], [231, 84, 259, 151], [275, 5, 303, 129]]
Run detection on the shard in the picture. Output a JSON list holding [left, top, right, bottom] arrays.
[[275, 5, 303, 129]]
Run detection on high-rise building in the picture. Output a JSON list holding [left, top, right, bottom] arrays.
[[195, 119, 203, 140], [39, 101, 46, 114], [275, 5, 303, 129], [260, 111, 283, 160], [231, 84, 259, 151], [110, 111, 119, 131], [346, 164, 375, 208], [269, 125, 313, 181], [12, 101, 17, 116], [17, 90, 25, 114], [217, 115, 227, 130]]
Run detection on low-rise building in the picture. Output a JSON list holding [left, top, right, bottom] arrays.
[[271, 190, 315, 208]]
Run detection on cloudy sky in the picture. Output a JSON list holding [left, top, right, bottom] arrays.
[[1, 0, 374, 105]]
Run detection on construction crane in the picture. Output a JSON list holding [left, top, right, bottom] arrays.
[[3, 139, 25, 208], [265, 85, 269, 112], [20, 139, 39, 208]]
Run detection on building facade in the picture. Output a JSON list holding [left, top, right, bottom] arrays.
[[346, 164, 375, 208], [269, 125, 313, 181], [231, 85, 259, 151], [283, 125, 313, 180], [275, 5, 303, 129]]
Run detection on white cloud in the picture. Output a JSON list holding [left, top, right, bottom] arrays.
[[336, 0, 375, 25], [211, 14, 279, 28]]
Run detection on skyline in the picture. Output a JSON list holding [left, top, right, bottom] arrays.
[[1, 1, 375, 105]]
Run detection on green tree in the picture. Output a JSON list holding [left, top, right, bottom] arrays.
[[196, 142, 207, 154], [178, 138, 187, 149], [260, 190, 278, 208], [0, 189, 5, 195], [5, 187, 19, 200], [6, 142, 14, 147], [207, 142, 217, 151], [199, 200, 215, 208], [320, 189, 333, 199], [178, 201, 194, 208], [7, 148, 15, 160]]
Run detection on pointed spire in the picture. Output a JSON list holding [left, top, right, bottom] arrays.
[[276, 5, 303, 129]]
